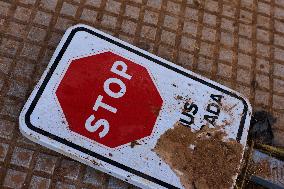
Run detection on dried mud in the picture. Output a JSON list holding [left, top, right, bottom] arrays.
[[155, 123, 243, 189]]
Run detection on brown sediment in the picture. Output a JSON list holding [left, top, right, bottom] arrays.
[[130, 141, 141, 148], [154, 123, 243, 189], [175, 95, 183, 100], [91, 159, 100, 166], [247, 159, 271, 179]]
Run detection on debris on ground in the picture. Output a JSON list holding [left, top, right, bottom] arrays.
[[237, 110, 284, 189], [244, 149, 284, 189], [248, 111, 276, 145]]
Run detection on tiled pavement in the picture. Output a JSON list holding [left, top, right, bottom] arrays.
[[0, 0, 284, 188]]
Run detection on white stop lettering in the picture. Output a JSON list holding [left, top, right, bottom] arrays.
[[85, 60, 132, 138]]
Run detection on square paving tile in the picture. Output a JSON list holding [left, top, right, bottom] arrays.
[[0, 0, 284, 188]]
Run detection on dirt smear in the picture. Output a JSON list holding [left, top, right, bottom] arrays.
[[154, 123, 243, 189], [130, 140, 141, 148]]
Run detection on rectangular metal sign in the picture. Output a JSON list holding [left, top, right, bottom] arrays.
[[19, 24, 252, 189]]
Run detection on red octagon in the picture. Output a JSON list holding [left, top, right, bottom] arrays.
[[56, 51, 163, 148]]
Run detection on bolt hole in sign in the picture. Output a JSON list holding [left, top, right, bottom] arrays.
[[20, 25, 252, 189]]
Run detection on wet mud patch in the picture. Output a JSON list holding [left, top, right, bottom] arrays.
[[154, 123, 243, 189]]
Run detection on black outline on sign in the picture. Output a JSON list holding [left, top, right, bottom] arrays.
[[24, 26, 249, 189]]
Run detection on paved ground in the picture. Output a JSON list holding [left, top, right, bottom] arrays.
[[0, 0, 284, 188]]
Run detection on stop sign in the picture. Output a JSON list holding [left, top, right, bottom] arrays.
[[55, 51, 163, 148], [20, 25, 252, 189]]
